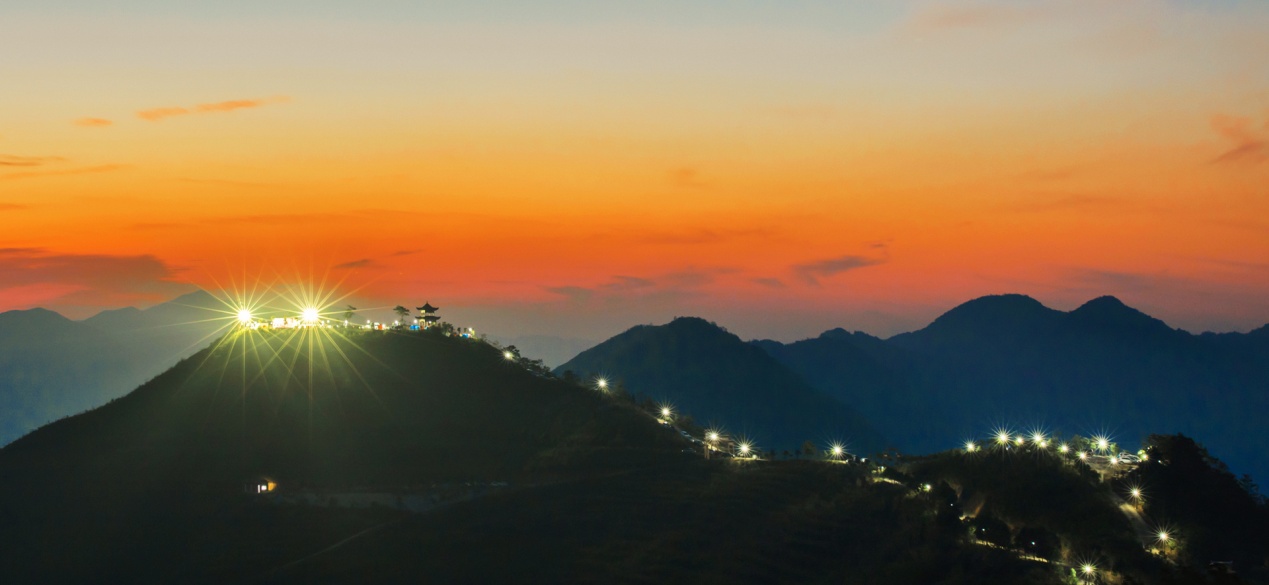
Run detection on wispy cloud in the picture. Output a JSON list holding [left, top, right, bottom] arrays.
[[667, 167, 708, 189], [0, 154, 65, 167], [0, 203, 27, 211], [751, 277, 786, 289], [634, 227, 770, 245], [74, 118, 113, 128], [793, 249, 888, 286], [137, 96, 290, 122], [334, 258, 375, 270], [1210, 113, 1268, 164], [0, 248, 189, 317], [0, 164, 127, 181], [128, 222, 183, 231], [1006, 194, 1121, 213], [201, 212, 347, 226]]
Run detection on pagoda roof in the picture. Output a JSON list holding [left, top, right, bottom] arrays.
[[417, 302, 439, 313]]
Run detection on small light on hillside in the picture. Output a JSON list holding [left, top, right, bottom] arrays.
[[503, 351, 514, 360]]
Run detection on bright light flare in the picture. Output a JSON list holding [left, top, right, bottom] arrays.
[[660, 406, 672, 418], [1129, 487, 1142, 500], [1078, 451, 1088, 460], [503, 350, 515, 360], [1082, 563, 1096, 575], [595, 378, 608, 391], [1156, 530, 1171, 543], [301, 307, 320, 323], [995, 431, 1011, 445], [830, 443, 845, 458], [707, 431, 720, 442], [738, 442, 752, 456], [1059, 444, 1069, 453], [965, 441, 977, 453], [1014, 437, 1024, 446], [236, 309, 253, 324], [1094, 436, 1110, 452]]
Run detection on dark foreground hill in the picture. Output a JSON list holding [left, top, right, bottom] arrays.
[[555, 317, 887, 456], [756, 294, 1269, 483], [0, 327, 686, 582], [0, 290, 227, 446]]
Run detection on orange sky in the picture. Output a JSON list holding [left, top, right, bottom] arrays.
[[2, 1, 1267, 340]]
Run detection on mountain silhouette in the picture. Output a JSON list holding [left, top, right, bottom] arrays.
[[0, 290, 230, 447], [758, 294, 1269, 483], [556, 317, 886, 455]]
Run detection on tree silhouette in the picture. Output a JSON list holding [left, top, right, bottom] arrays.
[[342, 305, 357, 322], [393, 305, 409, 325]]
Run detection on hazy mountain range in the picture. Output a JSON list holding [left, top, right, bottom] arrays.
[[754, 294, 1269, 483], [556, 294, 1268, 483], [0, 290, 225, 446], [4, 290, 1267, 485]]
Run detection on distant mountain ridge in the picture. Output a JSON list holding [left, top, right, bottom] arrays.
[[556, 317, 886, 455], [0, 290, 226, 446], [756, 294, 1269, 483]]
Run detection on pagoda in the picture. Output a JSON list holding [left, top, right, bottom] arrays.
[[416, 302, 440, 328]]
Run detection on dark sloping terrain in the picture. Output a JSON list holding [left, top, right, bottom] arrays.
[[555, 317, 886, 456], [266, 460, 1057, 585], [757, 294, 1269, 482], [0, 290, 227, 446], [0, 328, 686, 582]]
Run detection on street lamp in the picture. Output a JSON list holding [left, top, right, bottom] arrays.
[[595, 378, 608, 392]]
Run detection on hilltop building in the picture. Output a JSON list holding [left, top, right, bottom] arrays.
[[417, 302, 440, 328]]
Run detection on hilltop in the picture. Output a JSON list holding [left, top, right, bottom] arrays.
[[556, 317, 887, 456], [0, 327, 686, 582]]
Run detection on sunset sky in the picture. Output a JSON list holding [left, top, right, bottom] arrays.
[[2, 0, 1267, 341]]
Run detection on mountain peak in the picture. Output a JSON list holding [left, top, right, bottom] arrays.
[[925, 294, 1059, 331], [0, 306, 69, 323], [1068, 296, 1172, 334]]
